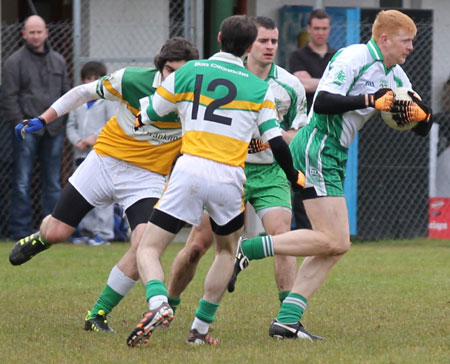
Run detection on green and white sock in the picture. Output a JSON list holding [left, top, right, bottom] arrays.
[[191, 317, 210, 335], [241, 235, 274, 260], [276, 293, 307, 323], [145, 280, 168, 309], [89, 265, 137, 318], [168, 296, 181, 314], [278, 290, 290, 306], [193, 298, 219, 334]]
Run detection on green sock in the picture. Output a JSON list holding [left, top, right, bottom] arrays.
[[276, 293, 307, 323], [194, 298, 219, 324], [145, 280, 168, 302], [168, 296, 181, 314], [278, 290, 290, 306], [241, 235, 274, 260], [90, 285, 124, 318]]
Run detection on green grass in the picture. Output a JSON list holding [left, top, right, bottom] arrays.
[[0, 238, 449, 364]]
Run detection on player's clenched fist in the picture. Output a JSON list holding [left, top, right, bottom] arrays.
[[367, 88, 395, 111], [248, 138, 269, 154], [287, 170, 305, 191], [14, 117, 46, 140], [296, 170, 306, 188], [134, 111, 143, 131]]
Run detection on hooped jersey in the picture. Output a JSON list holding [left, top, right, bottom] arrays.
[[311, 39, 412, 148], [140, 52, 281, 168], [93, 67, 182, 175], [246, 63, 307, 164]]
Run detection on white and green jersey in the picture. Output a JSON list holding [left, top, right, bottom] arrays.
[[140, 52, 281, 168], [310, 39, 412, 148], [246, 63, 307, 164]]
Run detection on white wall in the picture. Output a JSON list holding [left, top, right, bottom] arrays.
[[88, 0, 169, 61]]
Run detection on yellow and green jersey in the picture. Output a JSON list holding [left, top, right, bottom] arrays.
[[94, 67, 182, 175], [140, 52, 281, 168]]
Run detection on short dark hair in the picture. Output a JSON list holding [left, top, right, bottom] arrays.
[[254, 16, 276, 30], [154, 37, 199, 73], [220, 15, 257, 57], [81, 61, 107, 80], [308, 9, 331, 25]]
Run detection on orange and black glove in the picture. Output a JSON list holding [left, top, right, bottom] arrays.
[[134, 111, 144, 131], [367, 88, 395, 111], [248, 138, 270, 154], [287, 170, 306, 192], [295, 170, 306, 189], [390, 91, 432, 126]]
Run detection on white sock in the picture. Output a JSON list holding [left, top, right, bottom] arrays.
[[149, 295, 168, 310], [191, 317, 209, 335], [107, 265, 137, 296]]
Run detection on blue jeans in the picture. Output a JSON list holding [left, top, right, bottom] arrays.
[[9, 131, 65, 239]]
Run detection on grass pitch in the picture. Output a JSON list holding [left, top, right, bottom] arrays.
[[0, 238, 449, 364]]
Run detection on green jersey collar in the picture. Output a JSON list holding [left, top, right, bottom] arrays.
[[243, 57, 277, 81], [366, 39, 392, 74]]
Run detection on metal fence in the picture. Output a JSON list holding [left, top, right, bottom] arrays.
[[0, 6, 448, 241], [0, 0, 194, 239], [355, 11, 434, 240]]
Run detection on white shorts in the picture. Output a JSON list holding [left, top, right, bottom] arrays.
[[69, 151, 166, 210], [156, 154, 246, 226]]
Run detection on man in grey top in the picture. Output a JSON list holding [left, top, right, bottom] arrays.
[[2, 15, 70, 239]]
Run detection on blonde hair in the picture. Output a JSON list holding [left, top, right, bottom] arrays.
[[372, 10, 417, 42]]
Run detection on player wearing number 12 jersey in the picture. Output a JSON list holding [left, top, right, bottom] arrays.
[[126, 15, 305, 347]]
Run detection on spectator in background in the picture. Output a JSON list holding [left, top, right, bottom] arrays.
[[288, 9, 336, 231], [2, 15, 70, 240], [289, 9, 336, 112], [66, 61, 117, 246]]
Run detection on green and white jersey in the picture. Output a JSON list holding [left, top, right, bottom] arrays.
[[310, 39, 412, 148], [246, 63, 307, 164], [140, 52, 280, 168]]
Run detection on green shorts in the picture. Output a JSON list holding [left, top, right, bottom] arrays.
[[244, 162, 291, 211], [290, 125, 348, 197]]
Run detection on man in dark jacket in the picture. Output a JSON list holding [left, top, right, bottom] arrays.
[[2, 15, 70, 239]]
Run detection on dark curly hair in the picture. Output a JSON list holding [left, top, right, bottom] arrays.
[[154, 37, 199, 73]]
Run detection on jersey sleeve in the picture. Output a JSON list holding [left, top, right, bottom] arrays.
[[51, 81, 98, 117], [285, 78, 308, 129], [96, 68, 127, 102], [139, 72, 178, 124], [318, 47, 366, 96], [258, 87, 282, 143]]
